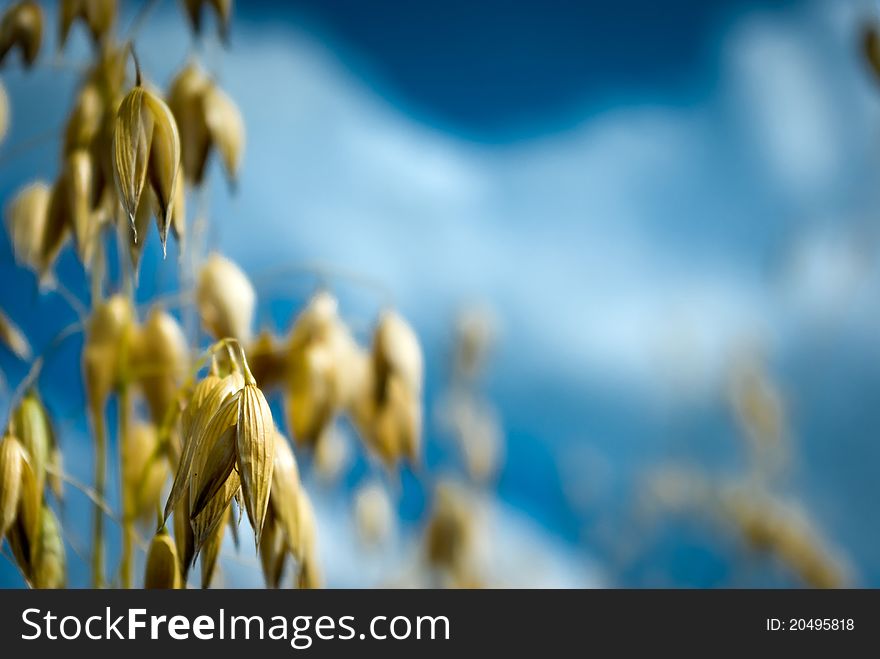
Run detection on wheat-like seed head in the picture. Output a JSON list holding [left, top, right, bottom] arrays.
[[10, 391, 53, 503], [182, 0, 232, 43], [196, 253, 256, 343], [122, 422, 168, 524], [0, 1, 43, 68], [165, 369, 243, 522], [0, 434, 26, 539], [33, 505, 65, 589], [83, 294, 134, 415], [130, 307, 189, 425], [59, 0, 117, 50], [5, 181, 50, 276], [144, 527, 182, 589], [199, 505, 228, 588], [64, 147, 98, 265], [112, 79, 182, 255], [0, 308, 32, 361]]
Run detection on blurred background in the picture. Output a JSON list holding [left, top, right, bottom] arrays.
[[3, 0, 880, 587]]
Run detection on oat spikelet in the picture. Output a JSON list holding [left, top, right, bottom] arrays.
[[190, 470, 238, 552], [59, 0, 116, 49], [285, 291, 356, 446], [236, 380, 274, 547], [259, 509, 286, 588], [0, 434, 25, 539], [196, 253, 255, 343], [269, 431, 300, 553], [199, 506, 228, 588], [122, 422, 168, 524], [11, 391, 53, 499], [65, 148, 97, 265], [0, 1, 43, 68], [112, 77, 181, 254], [173, 494, 195, 581], [247, 329, 288, 390], [189, 392, 240, 517], [182, 0, 232, 43], [131, 307, 189, 424], [203, 83, 244, 185], [4, 181, 50, 275], [82, 294, 134, 417], [33, 505, 66, 589], [293, 490, 320, 588], [164, 370, 243, 522], [144, 527, 182, 589], [0, 308, 32, 361]]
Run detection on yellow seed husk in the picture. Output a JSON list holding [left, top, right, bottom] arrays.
[[297, 556, 321, 590], [287, 341, 336, 446], [5, 180, 51, 274], [16, 449, 42, 566], [165, 370, 243, 521], [65, 83, 103, 152], [350, 311, 424, 467], [203, 83, 244, 185], [189, 392, 240, 517], [82, 294, 133, 416], [354, 480, 393, 548], [0, 434, 25, 539], [65, 147, 97, 265], [373, 310, 423, 401], [0, 308, 32, 361], [170, 163, 186, 244], [0, 1, 43, 68], [39, 175, 72, 285], [11, 391, 53, 499], [47, 443, 63, 501], [199, 506, 228, 588], [144, 528, 182, 589], [167, 62, 212, 183], [128, 187, 153, 274], [122, 422, 168, 523], [191, 471, 238, 552], [196, 253, 255, 343], [247, 329, 287, 390], [425, 482, 474, 575], [293, 490, 319, 588], [173, 494, 195, 580], [33, 505, 65, 589], [236, 384, 274, 546], [284, 292, 358, 446], [259, 511, 286, 588], [113, 83, 181, 254], [269, 431, 300, 553], [131, 307, 189, 424], [182, 0, 232, 42], [113, 85, 152, 231], [180, 372, 222, 440], [59, 0, 116, 48], [143, 90, 181, 251]]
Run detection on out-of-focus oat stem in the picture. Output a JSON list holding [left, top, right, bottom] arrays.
[[90, 401, 107, 588], [119, 379, 134, 588]]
